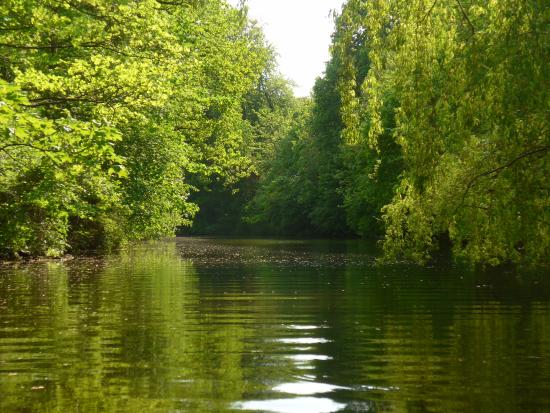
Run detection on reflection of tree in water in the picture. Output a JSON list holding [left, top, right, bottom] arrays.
[[0, 242, 254, 411], [1, 239, 550, 412], [314, 264, 550, 412]]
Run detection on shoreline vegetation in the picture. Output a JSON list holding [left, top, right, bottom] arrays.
[[1, 0, 548, 267]]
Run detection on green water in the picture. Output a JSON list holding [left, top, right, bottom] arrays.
[[0, 238, 549, 412]]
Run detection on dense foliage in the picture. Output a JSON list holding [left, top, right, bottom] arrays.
[[2, 0, 548, 267], [248, 0, 402, 238], [250, 0, 549, 266], [184, 70, 298, 235], [0, 0, 275, 257], [357, 0, 549, 266]]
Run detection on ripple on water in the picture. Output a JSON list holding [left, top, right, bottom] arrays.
[[232, 397, 346, 413], [276, 338, 331, 344], [273, 381, 348, 395], [285, 355, 333, 362], [286, 325, 328, 330]]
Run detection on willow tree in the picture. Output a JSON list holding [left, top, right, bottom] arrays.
[[354, 0, 550, 265], [332, 0, 402, 237]]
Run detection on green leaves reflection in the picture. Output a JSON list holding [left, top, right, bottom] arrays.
[[1, 239, 550, 412], [0, 244, 248, 412]]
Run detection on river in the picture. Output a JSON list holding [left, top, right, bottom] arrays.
[[1, 237, 549, 412]]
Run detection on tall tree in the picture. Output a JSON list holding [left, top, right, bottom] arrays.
[[0, 0, 273, 256], [358, 0, 550, 265]]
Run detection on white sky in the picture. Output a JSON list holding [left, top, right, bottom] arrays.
[[228, 0, 345, 97]]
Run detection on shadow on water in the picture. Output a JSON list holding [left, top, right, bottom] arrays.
[[0, 237, 549, 412]]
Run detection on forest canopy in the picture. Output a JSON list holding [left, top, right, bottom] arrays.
[[1, 0, 548, 267]]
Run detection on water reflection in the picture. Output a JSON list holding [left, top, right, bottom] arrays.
[[0, 238, 550, 412], [286, 325, 328, 330], [233, 397, 346, 413], [277, 338, 332, 344], [273, 381, 347, 395], [285, 355, 332, 362]]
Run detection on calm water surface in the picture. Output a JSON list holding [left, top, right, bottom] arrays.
[[1, 238, 549, 412]]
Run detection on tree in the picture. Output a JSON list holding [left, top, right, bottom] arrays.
[[358, 0, 550, 265], [0, 80, 125, 257], [0, 0, 274, 256]]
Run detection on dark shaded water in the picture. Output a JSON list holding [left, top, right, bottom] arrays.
[[1, 238, 549, 412]]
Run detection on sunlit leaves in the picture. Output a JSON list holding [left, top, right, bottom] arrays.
[[358, 0, 550, 266], [253, 0, 549, 267], [0, 80, 126, 256], [0, 0, 274, 256]]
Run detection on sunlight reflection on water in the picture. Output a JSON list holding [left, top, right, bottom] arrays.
[[273, 381, 348, 395], [232, 397, 346, 413], [285, 354, 332, 361], [286, 325, 327, 330], [276, 338, 331, 344]]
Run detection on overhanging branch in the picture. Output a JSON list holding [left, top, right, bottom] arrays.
[[456, 145, 550, 212]]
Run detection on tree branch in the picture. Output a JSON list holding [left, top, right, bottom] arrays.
[[456, 145, 550, 211], [0, 143, 61, 164], [0, 41, 171, 61], [0, 26, 33, 32], [0, 43, 73, 50], [27, 96, 113, 107], [455, 0, 476, 35], [420, 0, 438, 25], [470, 146, 549, 183]]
